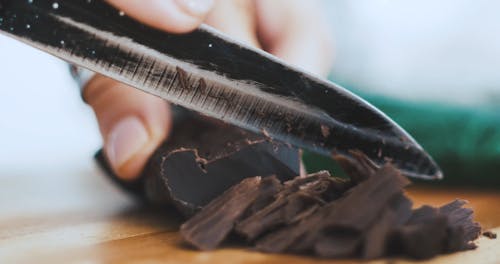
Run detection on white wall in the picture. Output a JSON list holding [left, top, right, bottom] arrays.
[[327, 0, 500, 106], [0, 34, 101, 170]]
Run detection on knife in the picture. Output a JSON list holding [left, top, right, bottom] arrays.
[[0, 0, 442, 179]]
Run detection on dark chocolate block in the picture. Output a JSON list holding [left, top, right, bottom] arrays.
[[96, 113, 300, 216]]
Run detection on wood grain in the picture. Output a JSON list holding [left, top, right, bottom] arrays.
[[0, 163, 498, 263]]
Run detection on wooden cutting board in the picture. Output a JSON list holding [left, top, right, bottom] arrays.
[[0, 163, 498, 263]]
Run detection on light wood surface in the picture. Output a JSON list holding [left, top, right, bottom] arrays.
[[0, 161, 498, 264]]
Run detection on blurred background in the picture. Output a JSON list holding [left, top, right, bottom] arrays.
[[1, 0, 499, 185], [327, 0, 500, 106]]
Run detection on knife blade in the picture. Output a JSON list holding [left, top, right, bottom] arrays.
[[0, 0, 442, 179]]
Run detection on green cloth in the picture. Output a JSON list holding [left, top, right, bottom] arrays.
[[303, 92, 500, 187]]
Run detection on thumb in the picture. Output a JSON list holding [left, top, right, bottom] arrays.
[[84, 75, 172, 181], [106, 0, 215, 33]]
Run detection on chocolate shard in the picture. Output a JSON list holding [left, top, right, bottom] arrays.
[[362, 193, 413, 259], [235, 171, 334, 241], [389, 193, 414, 226], [438, 199, 482, 251], [333, 150, 378, 183], [321, 164, 411, 231], [311, 165, 409, 258], [281, 171, 334, 195], [396, 216, 449, 259], [243, 175, 283, 217], [362, 207, 396, 259], [236, 194, 300, 241], [255, 184, 345, 254], [439, 199, 467, 215], [180, 176, 280, 250], [255, 209, 323, 253], [407, 205, 440, 224], [389, 199, 483, 259], [96, 113, 300, 216], [314, 228, 362, 258]]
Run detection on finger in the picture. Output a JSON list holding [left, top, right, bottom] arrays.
[[205, 0, 260, 47], [84, 75, 172, 181], [255, 0, 334, 76], [105, 0, 215, 33], [206, 1, 308, 175]]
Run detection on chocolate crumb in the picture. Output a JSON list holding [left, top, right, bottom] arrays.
[[483, 231, 497, 239]]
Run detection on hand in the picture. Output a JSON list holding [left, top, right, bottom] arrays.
[[84, 0, 334, 181]]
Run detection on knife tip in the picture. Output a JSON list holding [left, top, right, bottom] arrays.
[[434, 170, 444, 180], [403, 166, 443, 181]]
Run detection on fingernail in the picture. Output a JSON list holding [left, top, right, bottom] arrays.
[[106, 117, 149, 170], [174, 0, 214, 17]]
